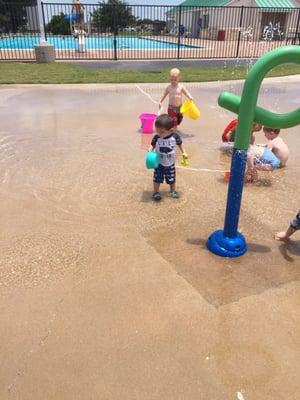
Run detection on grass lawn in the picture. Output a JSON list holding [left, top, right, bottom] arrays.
[[0, 62, 299, 84]]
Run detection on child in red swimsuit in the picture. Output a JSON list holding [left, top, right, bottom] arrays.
[[222, 119, 262, 143], [159, 68, 193, 129]]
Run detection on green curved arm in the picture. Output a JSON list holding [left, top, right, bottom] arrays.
[[218, 46, 300, 150], [219, 92, 300, 129]]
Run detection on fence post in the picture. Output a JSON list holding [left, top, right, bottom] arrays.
[[236, 6, 244, 58], [113, 35, 117, 60], [177, 5, 182, 60], [41, 2, 47, 41], [34, 0, 55, 62], [113, 4, 117, 60], [37, 0, 46, 42], [293, 8, 300, 44]]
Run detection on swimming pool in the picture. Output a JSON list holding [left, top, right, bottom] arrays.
[[0, 35, 201, 50]]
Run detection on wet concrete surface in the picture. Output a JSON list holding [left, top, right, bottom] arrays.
[[0, 77, 300, 399], [74, 58, 259, 70]]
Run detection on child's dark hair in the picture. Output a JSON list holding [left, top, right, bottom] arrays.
[[264, 127, 280, 134], [155, 114, 174, 130]]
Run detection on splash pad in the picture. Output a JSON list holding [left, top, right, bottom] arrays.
[[207, 46, 300, 258]]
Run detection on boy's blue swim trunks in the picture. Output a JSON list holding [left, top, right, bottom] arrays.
[[153, 164, 176, 184], [257, 148, 281, 169]]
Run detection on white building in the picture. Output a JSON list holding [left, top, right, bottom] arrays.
[[167, 0, 300, 41]]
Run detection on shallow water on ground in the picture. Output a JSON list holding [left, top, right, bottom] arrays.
[[0, 81, 299, 305], [1, 80, 300, 400]]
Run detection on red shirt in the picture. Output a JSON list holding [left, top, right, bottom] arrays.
[[222, 119, 238, 142]]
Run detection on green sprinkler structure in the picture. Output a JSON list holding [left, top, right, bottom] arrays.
[[207, 45, 300, 257]]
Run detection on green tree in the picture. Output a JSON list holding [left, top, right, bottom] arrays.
[[46, 13, 70, 35], [91, 0, 136, 33], [135, 18, 166, 34], [136, 18, 153, 26], [0, 0, 36, 32]]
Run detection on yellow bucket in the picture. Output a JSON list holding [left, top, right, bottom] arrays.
[[180, 100, 200, 120]]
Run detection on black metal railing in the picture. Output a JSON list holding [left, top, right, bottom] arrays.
[[0, 2, 299, 61]]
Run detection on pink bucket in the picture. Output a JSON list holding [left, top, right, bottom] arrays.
[[139, 113, 157, 134]]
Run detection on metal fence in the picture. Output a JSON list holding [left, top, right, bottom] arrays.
[[0, 2, 300, 61]]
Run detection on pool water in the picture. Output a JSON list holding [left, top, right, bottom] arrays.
[[0, 35, 200, 50]]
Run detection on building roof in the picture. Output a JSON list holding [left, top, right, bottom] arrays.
[[178, 0, 296, 7], [255, 0, 295, 7], [179, 0, 230, 6]]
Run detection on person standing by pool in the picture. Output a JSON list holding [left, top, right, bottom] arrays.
[[72, 0, 85, 31], [159, 68, 193, 130]]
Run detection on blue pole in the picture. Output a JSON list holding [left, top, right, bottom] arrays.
[[223, 149, 247, 238]]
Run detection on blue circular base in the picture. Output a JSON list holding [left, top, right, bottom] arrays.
[[207, 229, 247, 258]]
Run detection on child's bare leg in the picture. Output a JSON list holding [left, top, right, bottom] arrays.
[[170, 183, 176, 192], [153, 182, 160, 193], [152, 182, 161, 201], [245, 154, 258, 182], [245, 167, 258, 183], [172, 124, 179, 133], [255, 164, 273, 171], [275, 226, 296, 241]]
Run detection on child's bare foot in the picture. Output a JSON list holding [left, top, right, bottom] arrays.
[[245, 174, 256, 183], [275, 231, 289, 241]]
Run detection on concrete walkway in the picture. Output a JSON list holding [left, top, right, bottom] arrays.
[[73, 58, 257, 70]]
